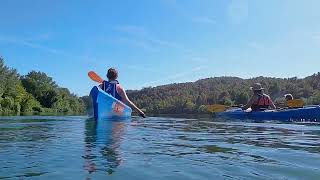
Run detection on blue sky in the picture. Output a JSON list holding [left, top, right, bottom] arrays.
[[1, 0, 320, 96]]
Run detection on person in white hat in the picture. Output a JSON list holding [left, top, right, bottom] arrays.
[[242, 83, 276, 111], [284, 94, 294, 101]]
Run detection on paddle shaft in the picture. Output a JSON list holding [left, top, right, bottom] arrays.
[[207, 99, 305, 113]]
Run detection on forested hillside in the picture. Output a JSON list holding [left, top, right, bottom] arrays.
[[2, 56, 320, 115], [127, 73, 320, 114], [0, 57, 86, 115]]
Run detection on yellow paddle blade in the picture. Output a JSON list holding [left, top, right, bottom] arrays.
[[88, 71, 104, 83], [287, 99, 304, 108], [207, 104, 227, 113]]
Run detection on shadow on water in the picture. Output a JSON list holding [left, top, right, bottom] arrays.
[[83, 118, 128, 175]]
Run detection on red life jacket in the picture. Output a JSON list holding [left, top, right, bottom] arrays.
[[251, 94, 272, 111]]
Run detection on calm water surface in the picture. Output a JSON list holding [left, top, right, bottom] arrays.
[[0, 116, 319, 179]]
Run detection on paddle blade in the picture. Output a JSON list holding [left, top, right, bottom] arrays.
[[88, 71, 104, 83], [207, 104, 227, 113], [140, 113, 146, 118], [287, 99, 304, 108]]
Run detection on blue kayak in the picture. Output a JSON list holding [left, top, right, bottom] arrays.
[[90, 86, 132, 120], [216, 106, 320, 121]]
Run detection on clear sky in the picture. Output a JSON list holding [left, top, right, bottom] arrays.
[[1, 0, 320, 96]]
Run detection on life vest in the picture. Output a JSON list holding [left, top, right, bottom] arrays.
[[102, 80, 122, 101], [251, 94, 272, 111]]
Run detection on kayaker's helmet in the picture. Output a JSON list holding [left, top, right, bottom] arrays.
[[107, 68, 118, 80], [250, 83, 264, 91], [284, 94, 293, 101]]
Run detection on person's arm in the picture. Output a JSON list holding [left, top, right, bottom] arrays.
[[117, 85, 145, 117], [268, 96, 276, 109], [99, 81, 105, 89], [242, 96, 256, 110]]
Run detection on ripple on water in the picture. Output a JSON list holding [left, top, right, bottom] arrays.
[[0, 116, 320, 179]]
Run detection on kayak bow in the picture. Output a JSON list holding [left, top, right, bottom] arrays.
[[216, 106, 320, 121], [90, 86, 132, 120]]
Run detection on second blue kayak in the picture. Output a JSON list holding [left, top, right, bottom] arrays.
[[216, 106, 320, 121], [90, 86, 132, 120]]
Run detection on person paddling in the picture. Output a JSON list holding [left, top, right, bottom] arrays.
[[99, 68, 146, 118], [242, 83, 276, 111]]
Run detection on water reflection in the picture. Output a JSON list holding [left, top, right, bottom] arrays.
[[1, 116, 320, 179], [83, 119, 128, 175], [135, 118, 320, 166]]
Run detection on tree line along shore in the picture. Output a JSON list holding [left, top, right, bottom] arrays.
[[0, 57, 89, 115], [1, 57, 320, 115]]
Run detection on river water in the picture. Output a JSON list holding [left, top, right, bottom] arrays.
[[0, 116, 319, 179]]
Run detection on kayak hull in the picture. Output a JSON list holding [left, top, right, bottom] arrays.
[[90, 86, 132, 120], [216, 106, 320, 121]]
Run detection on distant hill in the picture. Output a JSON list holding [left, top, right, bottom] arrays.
[[127, 73, 320, 114]]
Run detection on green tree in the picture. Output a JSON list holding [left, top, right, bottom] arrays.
[[0, 57, 22, 113], [307, 91, 320, 105], [184, 100, 195, 113], [80, 96, 91, 111], [235, 92, 249, 105], [197, 105, 208, 113], [1, 97, 14, 110], [21, 71, 58, 108], [0, 57, 8, 97], [0, 57, 86, 114], [20, 94, 42, 112], [269, 82, 280, 98]]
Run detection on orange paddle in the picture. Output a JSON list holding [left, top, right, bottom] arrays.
[[207, 104, 241, 113], [88, 71, 104, 83], [287, 99, 304, 108]]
